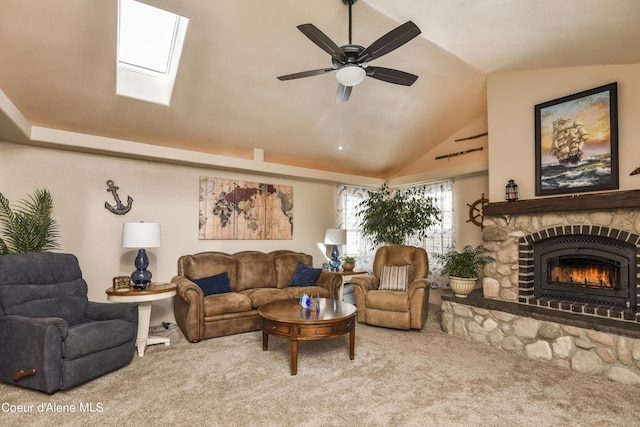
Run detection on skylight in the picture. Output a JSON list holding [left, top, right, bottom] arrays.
[[116, 0, 189, 105]]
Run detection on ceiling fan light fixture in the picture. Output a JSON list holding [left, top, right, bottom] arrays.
[[336, 65, 366, 86]]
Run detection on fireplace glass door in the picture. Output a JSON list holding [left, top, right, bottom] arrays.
[[534, 235, 636, 310], [548, 255, 619, 290]]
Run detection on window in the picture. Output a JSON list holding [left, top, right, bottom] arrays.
[[336, 180, 454, 287], [116, 0, 189, 105]]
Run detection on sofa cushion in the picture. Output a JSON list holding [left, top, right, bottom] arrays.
[[64, 319, 136, 360], [241, 288, 291, 308], [182, 252, 237, 291], [366, 289, 410, 311], [273, 252, 313, 288], [288, 262, 322, 287], [235, 251, 276, 291], [203, 292, 252, 316], [193, 272, 233, 296], [379, 265, 410, 291]]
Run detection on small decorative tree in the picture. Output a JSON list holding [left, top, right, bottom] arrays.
[[355, 183, 441, 248], [0, 189, 60, 254]]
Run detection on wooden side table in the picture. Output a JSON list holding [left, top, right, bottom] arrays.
[[106, 282, 177, 357], [338, 270, 367, 300]]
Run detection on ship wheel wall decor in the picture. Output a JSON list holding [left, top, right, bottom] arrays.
[[466, 194, 489, 228]]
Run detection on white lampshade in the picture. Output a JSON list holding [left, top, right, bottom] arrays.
[[122, 222, 162, 248], [335, 65, 366, 86], [324, 228, 346, 246]]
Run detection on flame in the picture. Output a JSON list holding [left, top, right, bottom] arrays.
[[551, 264, 615, 287]]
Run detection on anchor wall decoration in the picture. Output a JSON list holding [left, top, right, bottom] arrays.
[[105, 180, 133, 215]]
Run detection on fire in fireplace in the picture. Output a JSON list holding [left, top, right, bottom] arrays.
[[549, 255, 618, 288], [534, 234, 636, 311]]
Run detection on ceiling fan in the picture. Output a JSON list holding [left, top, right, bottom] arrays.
[[277, 0, 421, 103]]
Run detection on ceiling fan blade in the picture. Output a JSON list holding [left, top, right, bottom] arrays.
[[297, 24, 347, 62], [277, 68, 336, 81], [357, 21, 421, 63], [335, 84, 352, 104], [366, 66, 418, 86]]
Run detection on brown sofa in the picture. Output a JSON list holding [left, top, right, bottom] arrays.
[[171, 250, 342, 342]]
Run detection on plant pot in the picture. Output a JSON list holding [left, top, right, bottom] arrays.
[[342, 262, 355, 272], [448, 276, 478, 298]]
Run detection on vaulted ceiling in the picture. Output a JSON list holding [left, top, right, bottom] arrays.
[[1, 0, 639, 179]]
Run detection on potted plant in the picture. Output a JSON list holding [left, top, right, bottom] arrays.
[[0, 189, 60, 254], [355, 183, 441, 248], [341, 256, 356, 271], [435, 245, 495, 297]]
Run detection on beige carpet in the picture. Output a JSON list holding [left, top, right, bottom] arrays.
[[2, 306, 640, 427]]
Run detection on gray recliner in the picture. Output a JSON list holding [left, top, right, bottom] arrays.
[[0, 252, 138, 393]]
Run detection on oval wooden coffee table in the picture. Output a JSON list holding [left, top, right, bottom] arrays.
[[258, 298, 357, 375]]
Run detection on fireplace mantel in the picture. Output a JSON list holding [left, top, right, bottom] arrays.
[[483, 189, 640, 216]]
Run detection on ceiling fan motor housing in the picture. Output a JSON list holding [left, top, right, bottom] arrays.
[[332, 45, 365, 69]]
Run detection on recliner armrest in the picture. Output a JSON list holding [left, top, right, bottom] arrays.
[[407, 277, 430, 297], [0, 315, 68, 393], [351, 275, 379, 293], [0, 314, 69, 340], [85, 301, 138, 322]]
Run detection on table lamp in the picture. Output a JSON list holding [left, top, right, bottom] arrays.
[[122, 221, 161, 289], [324, 228, 346, 271]]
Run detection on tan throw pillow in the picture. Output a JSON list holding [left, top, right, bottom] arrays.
[[379, 265, 410, 291]]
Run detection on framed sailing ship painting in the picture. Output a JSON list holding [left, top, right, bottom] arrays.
[[534, 82, 618, 196]]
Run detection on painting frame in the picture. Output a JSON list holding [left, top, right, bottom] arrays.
[[534, 82, 618, 196]]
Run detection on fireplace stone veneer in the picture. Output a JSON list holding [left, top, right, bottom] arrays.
[[482, 210, 640, 324], [439, 203, 640, 387]]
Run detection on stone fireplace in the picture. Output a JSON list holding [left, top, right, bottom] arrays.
[[440, 190, 640, 387], [481, 191, 640, 324]]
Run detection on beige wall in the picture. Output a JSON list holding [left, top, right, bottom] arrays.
[[0, 142, 338, 324], [391, 113, 488, 181], [487, 64, 640, 202], [454, 172, 488, 249]]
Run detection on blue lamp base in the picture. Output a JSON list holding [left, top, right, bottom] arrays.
[[329, 245, 341, 271], [131, 248, 152, 289]]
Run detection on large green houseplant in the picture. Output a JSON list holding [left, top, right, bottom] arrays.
[[0, 189, 60, 254], [355, 183, 441, 248], [435, 245, 495, 297]]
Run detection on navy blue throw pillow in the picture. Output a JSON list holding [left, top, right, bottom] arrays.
[[193, 272, 233, 296], [288, 262, 322, 287]]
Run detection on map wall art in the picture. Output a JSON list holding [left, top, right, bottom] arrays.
[[198, 177, 293, 240]]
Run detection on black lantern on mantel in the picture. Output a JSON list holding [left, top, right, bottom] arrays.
[[506, 179, 519, 202]]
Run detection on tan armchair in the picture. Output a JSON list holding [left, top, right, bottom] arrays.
[[350, 245, 430, 330]]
